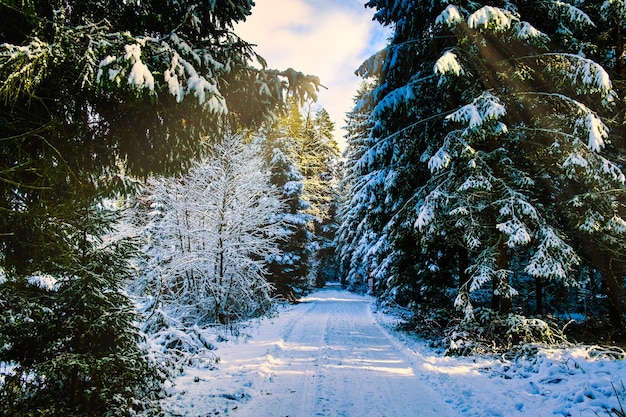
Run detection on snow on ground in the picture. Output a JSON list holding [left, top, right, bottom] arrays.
[[161, 283, 626, 417]]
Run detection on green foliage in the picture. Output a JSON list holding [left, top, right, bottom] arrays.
[[0, 208, 163, 416], [0, 0, 319, 414]]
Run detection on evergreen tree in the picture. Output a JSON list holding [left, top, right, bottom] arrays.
[[342, 0, 626, 333], [0, 0, 320, 413], [0, 208, 163, 415], [298, 104, 341, 223], [336, 80, 381, 290], [424, 0, 626, 323], [577, 0, 626, 325], [301, 105, 341, 286], [256, 128, 314, 301], [340, 1, 458, 303], [261, 99, 342, 289]]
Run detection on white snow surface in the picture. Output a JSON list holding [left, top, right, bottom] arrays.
[[160, 284, 626, 416]]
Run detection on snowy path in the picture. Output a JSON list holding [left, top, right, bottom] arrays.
[[164, 286, 454, 416], [163, 285, 626, 417], [228, 287, 453, 417]]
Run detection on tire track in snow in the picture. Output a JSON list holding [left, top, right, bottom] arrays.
[[233, 287, 455, 417]]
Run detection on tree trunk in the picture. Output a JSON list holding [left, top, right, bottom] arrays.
[[535, 276, 543, 316], [492, 241, 513, 313], [604, 261, 624, 327], [458, 247, 469, 291], [614, 20, 625, 85]]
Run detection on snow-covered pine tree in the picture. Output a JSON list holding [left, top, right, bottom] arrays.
[[301, 106, 342, 286], [139, 134, 284, 326], [276, 99, 342, 226], [356, 0, 626, 330], [578, 0, 626, 325], [339, 0, 463, 304], [260, 99, 342, 290], [337, 80, 384, 291], [426, 0, 625, 323], [0, 0, 320, 413], [255, 127, 314, 301], [0, 206, 163, 415]]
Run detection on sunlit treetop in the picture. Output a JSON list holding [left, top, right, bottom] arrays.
[[0, 0, 322, 181]]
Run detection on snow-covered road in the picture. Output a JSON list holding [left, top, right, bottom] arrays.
[[229, 287, 453, 416], [163, 285, 454, 416], [162, 284, 626, 417]]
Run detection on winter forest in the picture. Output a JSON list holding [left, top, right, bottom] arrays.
[[0, 0, 625, 416]]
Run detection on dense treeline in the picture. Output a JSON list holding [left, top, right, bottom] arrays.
[[337, 0, 626, 350]]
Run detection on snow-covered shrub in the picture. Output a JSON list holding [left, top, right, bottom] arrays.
[[147, 325, 218, 377], [444, 308, 567, 355]]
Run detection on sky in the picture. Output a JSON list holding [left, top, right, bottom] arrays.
[[234, 0, 391, 151]]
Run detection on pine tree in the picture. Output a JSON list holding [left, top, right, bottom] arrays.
[[579, 0, 626, 325], [425, 0, 626, 323], [337, 80, 381, 290], [339, 0, 459, 302], [255, 128, 314, 301], [261, 99, 342, 290], [0, 0, 320, 413], [345, 0, 626, 333], [301, 106, 341, 286], [0, 208, 163, 416]]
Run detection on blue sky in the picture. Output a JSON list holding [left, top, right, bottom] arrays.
[[234, 0, 391, 150]]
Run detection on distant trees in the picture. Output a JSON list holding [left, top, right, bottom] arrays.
[[339, 0, 626, 342], [256, 132, 314, 300], [0, 0, 320, 414], [260, 99, 342, 290]]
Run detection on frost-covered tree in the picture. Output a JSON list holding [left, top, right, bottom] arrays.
[[139, 135, 284, 326], [424, 1, 626, 323], [262, 99, 341, 288], [578, 0, 626, 325], [275, 99, 341, 223], [0, 0, 320, 413], [336, 80, 383, 291], [301, 106, 342, 285], [255, 132, 314, 300], [339, 1, 458, 303], [344, 0, 626, 331]]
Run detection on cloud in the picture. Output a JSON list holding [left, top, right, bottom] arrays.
[[234, 0, 390, 150]]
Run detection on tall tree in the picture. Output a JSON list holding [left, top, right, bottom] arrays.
[[336, 80, 381, 290], [301, 105, 341, 285], [256, 131, 313, 300], [263, 99, 341, 288], [341, 0, 626, 330], [422, 0, 626, 323], [0, 0, 320, 414]]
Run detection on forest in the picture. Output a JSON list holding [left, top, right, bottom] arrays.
[[0, 0, 624, 415]]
